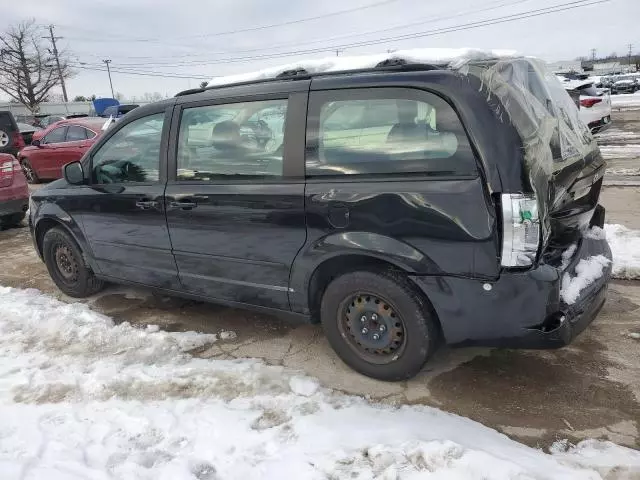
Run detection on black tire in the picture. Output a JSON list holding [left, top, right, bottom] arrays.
[[321, 270, 439, 381], [42, 226, 104, 298], [20, 158, 39, 184], [0, 212, 25, 228]]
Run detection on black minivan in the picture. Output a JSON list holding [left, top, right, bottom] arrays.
[[29, 55, 612, 380]]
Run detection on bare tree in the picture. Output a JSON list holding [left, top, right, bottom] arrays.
[[0, 20, 71, 112]]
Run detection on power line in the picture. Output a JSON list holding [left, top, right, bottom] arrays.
[[73, 0, 610, 70], [61, 0, 401, 44], [85, 0, 611, 70], [77, 0, 534, 66], [69, 63, 209, 80]]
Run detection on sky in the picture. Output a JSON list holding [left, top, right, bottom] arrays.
[[1, 0, 639, 101]]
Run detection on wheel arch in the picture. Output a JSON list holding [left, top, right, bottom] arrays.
[[289, 231, 442, 317], [34, 213, 98, 273], [304, 253, 442, 338]]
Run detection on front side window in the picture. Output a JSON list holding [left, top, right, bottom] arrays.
[[176, 99, 287, 181], [43, 127, 67, 144], [92, 113, 164, 184], [306, 89, 475, 177]]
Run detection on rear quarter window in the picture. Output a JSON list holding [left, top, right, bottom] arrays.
[[0, 112, 17, 132], [305, 88, 477, 178]]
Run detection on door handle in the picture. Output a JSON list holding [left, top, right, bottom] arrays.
[[135, 200, 158, 210], [168, 200, 198, 210]]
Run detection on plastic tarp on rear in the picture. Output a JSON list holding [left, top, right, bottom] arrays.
[[459, 57, 595, 243]]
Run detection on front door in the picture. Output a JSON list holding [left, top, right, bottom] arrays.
[[36, 125, 68, 178], [164, 94, 307, 310], [77, 110, 179, 289]]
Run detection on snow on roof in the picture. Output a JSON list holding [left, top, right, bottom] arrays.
[[556, 76, 593, 91], [207, 48, 518, 87]]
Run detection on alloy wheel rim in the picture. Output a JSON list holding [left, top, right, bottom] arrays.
[[0, 131, 9, 147], [339, 293, 406, 365], [21, 162, 34, 182]]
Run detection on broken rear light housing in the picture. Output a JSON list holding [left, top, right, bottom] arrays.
[[500, 193, 541, 267]]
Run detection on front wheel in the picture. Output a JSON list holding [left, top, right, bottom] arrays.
[[20, 158, 39, 184], [320, 270, 439, 381], [42, 227, 104, 297]]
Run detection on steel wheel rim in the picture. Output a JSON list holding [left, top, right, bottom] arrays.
[[0, 131, 8, 147], [21, 161, 34, 182], [338, 292, 407, 365], [54, 243, 79, 283]]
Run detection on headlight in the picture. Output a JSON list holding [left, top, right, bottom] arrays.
[[500, 193, 541, 267]]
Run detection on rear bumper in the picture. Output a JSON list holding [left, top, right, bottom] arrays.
[[588, 115, 612, 133], [0, 197, 29, 217], [410, 232, 612, 350]]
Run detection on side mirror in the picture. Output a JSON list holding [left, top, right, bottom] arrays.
[[32, 139, 42, 147], [63, 161, 85, 185]]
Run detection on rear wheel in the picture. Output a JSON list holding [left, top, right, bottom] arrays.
[[42, 227, 104, 297], [20, 158, 39, 184], [320, 270, 438, 381]]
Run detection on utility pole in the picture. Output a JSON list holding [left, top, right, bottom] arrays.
[[590, 48, 597, 61], [628, 44, 633, 72], [335, 49, 343, 57], [103, 59, 115, 98], [44, 25, 68, 102]]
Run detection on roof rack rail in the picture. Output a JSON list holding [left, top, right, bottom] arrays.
[[175, 87, 205, 97], [194, 62, 442, 94]]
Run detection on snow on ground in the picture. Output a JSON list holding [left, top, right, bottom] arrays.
[[605, 224, 640, 279], [208, 48, 516, 86], [606, 167, 640, 176], [610, 92, 640, 109], [599, 145, 640, 159], [1, 287, 639, 479]]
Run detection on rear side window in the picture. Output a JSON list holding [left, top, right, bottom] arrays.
[[0, 112, 17, 132], [305, 88, 477, 177], [66, 126, 88, 142]]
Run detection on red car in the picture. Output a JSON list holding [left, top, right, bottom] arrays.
[[0, 153, 29, 228], [18, 118, 106, 183]]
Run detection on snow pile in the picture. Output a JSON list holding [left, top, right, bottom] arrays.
[[605, 224, 640, 279], [1, 287, 639, 478], [561, 255, 611, 305], [551, 440, 640, 478], [208, 48, 517, 86]]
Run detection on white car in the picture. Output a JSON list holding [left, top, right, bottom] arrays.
[[558, 77, 612, 133]]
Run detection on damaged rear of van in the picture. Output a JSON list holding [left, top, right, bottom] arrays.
[[413, 56, 612, 349]]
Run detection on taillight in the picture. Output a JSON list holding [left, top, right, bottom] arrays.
[[11, 132, 25, 149], [500, 193, 541, 267], [0, 158, 14, 187], [580, 98, 602, 108]]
